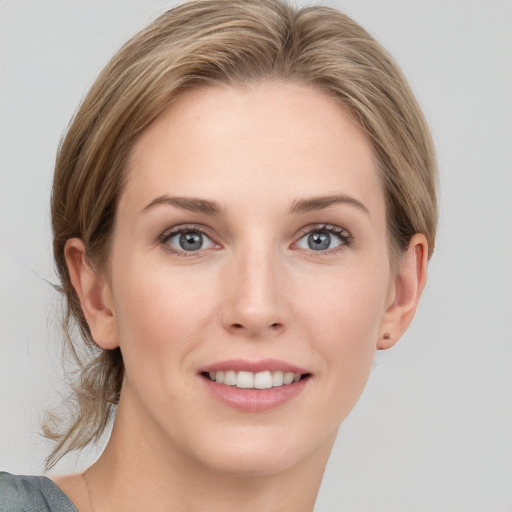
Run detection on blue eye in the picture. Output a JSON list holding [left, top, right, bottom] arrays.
[[295, 226, 351, 252], [163, 229, 216, 253]]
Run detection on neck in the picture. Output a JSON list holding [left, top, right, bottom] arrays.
[[85, 395, 335, 512]]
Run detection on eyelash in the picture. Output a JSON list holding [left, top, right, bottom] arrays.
[[158, 223, 352, 257], [159, 224, 219, 257], [293, 224, 352, 255]]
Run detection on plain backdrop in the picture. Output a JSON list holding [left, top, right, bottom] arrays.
[[1, 1, 511, 511]]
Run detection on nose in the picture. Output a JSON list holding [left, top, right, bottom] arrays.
[[220, 245, 288, 338]]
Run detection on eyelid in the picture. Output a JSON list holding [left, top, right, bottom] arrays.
[[157, 222, 351, 257], [292, 223, 352, 252], [159, 223, 221, 256], [295, 223, 351, 239]]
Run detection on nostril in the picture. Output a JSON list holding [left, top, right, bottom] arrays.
[[230, 322, 281, 331]]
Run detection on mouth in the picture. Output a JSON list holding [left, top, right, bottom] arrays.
[[199, 360, 312, 412], [201, 370, 311, 389]]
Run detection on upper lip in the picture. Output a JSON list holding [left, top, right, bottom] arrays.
[[198, 358, 309, 375]]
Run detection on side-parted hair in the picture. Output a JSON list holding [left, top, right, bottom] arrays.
[[47, 0, 437, 468]]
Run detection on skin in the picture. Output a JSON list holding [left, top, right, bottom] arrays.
[[58, 82, 428, 512]]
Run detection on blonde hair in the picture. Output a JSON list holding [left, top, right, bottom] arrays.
[[47, 0, 437, 468]]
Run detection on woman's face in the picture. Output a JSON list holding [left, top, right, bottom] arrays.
[[106, 82, 395, 475]]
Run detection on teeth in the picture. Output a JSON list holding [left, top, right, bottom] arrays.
[[272, 370, 284, 387], [236, 371, 254, 389], [254, 370, 272, 389], [207, 370, 303, 389], [283, 372, 295, 385], [224, 370, 237, 386]]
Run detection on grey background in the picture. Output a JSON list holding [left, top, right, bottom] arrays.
[[1, 1, 511, 510]]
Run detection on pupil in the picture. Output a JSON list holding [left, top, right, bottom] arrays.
[[308, 232, 330, 250], [180, 232, 203, 251]]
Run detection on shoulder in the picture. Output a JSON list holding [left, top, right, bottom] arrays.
[[0, 472, 78, 512]]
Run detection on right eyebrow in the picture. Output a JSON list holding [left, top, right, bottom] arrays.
[[288, 193, 370, 216], [140, 195, 223, 215]]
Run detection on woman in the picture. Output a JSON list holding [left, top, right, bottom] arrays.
[[1, 0, 437, 510]]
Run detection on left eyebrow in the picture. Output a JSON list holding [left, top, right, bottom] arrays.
[[288, 194, 370, 216], [141, 195, 223, 215]]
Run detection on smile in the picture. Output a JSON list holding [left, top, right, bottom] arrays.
[[205, 370, 303, 389], [199, 360, 311, 411]]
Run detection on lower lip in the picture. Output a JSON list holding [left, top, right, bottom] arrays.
[[202, 376, 309, 412]]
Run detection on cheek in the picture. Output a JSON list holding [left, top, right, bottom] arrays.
[[111, 260, 217, 367], [299, 265, 388, 407], [301, 262, 388, 341]]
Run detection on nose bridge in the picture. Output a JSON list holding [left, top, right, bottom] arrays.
[[222, 240, 286, 336]]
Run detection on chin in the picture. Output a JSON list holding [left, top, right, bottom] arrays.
[[184, 423, 337, 478]]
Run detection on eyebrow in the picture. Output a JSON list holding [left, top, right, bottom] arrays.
[[288, 194, 370, 216], [141, 193, 369, 217], [141, 195, 223, 215]]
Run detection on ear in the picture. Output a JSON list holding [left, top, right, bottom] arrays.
[[64, 238, 119, 350], [378, 233, 428, 349]]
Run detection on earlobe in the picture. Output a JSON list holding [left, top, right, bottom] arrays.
[[378, 233, 428, 350], [64, 238, 119, 350]]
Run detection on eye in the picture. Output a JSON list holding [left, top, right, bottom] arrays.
[[295, 225, 351, 252], [162, 227, 217, 254]]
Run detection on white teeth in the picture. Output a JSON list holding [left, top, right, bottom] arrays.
[[254, 371, 272, 389], [272, 370, 284, 387], [283, 372, 295, 385], [207, 370, 303, 389], [224, 370, 237, 386], [236, 371, 254, 389]]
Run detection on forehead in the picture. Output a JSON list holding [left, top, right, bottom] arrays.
[[124, 82, 383, 216]]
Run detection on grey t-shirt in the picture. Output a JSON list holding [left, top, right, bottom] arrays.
[[0, 472, 77, 512]]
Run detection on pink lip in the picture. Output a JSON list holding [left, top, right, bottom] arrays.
[[198, 359, 310, 413], [199, 358, 308, 374], [202, 377, 309, 412]]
